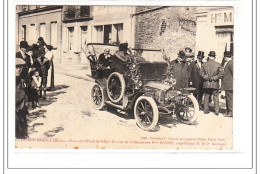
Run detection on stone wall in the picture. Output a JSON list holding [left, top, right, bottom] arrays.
[[134, 6, 197, 60]]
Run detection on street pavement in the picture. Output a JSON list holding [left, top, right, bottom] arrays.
[[15, 65, 232, 149]]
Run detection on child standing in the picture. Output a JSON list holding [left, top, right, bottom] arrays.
[[31, 70, 42, 109]]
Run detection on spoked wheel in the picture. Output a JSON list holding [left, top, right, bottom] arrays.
[[134, 96, 159, 131], [91, 84, 105, 110], [175, 95, 199, 124], [107, 72, 125, 103]]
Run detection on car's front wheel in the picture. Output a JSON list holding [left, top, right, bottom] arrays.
[[175, 94, 199, 124], [91, 83, 105, 110], [134, 96, 159, 131]]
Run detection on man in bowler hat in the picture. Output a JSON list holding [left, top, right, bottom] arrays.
[[200, 51, 223, 115], [221, 51, 233, 117], [189, 51, 205, 109], [170, 50, 190, 90]]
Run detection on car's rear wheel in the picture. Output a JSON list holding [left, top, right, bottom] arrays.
[[91, 84, 105, 110], [107, 72, 126, 103], [134, 96, 159, 131], [175, 94, 199, 124]]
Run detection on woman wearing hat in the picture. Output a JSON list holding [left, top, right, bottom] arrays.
[[45, 45, 55, 90]]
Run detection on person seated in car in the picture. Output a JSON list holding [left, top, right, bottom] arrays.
[[110, 43, 131, 74], [97, 48, 112, 78], [98, 48, 112, 69]]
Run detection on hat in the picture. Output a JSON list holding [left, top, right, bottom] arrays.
[[16, 89, 25, 105], [119, 43, 128, 51], [208, 51, 216, 57], [16, 58, 26, 66], [197, 51, 205, 58], [20, 41, 29, 49], [46, 45, 54, 51], [178, 50, 186, 59], [38, 37, 44, 42], [224, 51, 232, 58], [185, 47, 192, 53], [26, 46, 33, 52]]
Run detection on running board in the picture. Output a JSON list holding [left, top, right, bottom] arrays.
[[105, 101, 125, 110]]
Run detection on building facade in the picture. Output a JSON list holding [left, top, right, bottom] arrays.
[[17, 5, 63, 63], [134, 6, 197, 61], [61, 6, 93, 64], [18, 6, 217, 64], [195, 7, 234, 63]]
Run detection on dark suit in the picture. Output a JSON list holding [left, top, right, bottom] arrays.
[[200, 59, 223, 114], [16, 51, 31, 81], [98, 53, 111, 68], [222, 60, 233, 115], [170, 59, 189, 90], [189, 60, 204, 105]]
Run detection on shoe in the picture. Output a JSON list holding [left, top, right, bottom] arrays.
[[215, 112, 219, 116], [204, 111, 210, 114], [43, 96, 46, 100], [32, 105, 36, 109], [36, 103, 41, 108]]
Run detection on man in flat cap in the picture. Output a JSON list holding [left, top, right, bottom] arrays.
[[221, 51, 233, 117], [170, 50, 190, 90], [200, 51, 223, 116], [15, 58, 28, 139]]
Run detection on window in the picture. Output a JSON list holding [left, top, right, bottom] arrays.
[[216, 26, 234, 56], [28, 5, 37, 10], [51, 22, 58, 48], [114, 23, 123, 43], [81, 26, 88, 50], [104, 25, 112, 44], [95, 26, 103, 43], [21, 25, 26, 41], [39, 23, 46, 39], [28, 24, 36, 44], [80, 6, 90, 17], [68, 27, 74, 51]]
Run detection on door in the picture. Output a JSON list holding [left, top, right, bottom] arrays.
[[81, 26, 88, 50], [68, 27, 74, 51]]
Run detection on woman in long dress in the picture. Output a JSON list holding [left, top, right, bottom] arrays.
[[45, 45, 54, 90]]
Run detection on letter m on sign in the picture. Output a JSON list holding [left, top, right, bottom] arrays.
[[224, 12, 232, 23]]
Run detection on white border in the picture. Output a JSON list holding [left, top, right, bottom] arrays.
[[3, 0, 256, 173]]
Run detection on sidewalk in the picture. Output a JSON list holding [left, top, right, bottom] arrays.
[[55, 62, 94, 82]]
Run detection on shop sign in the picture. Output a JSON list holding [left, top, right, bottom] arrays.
[[209, 10, 233, 26]]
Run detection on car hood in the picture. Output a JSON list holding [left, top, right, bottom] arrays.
[[144, 81, 172, 91]]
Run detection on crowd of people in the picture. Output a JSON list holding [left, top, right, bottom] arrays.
[[15, 37, 54, 139], [174, 48, 233, 117]]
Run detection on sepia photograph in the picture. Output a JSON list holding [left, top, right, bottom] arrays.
[[15, 5, 234, 149]]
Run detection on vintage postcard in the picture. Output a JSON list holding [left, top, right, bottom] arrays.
[[15, 5, 234, 149]]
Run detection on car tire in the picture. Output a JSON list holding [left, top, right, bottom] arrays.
[[176, 94, 199, 124], [107, 72, 126, 103], [91, 83, 105, 110], [134, 96, 159, 131]]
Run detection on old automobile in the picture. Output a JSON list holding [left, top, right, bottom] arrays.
[[88, 43, 199, 131]]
